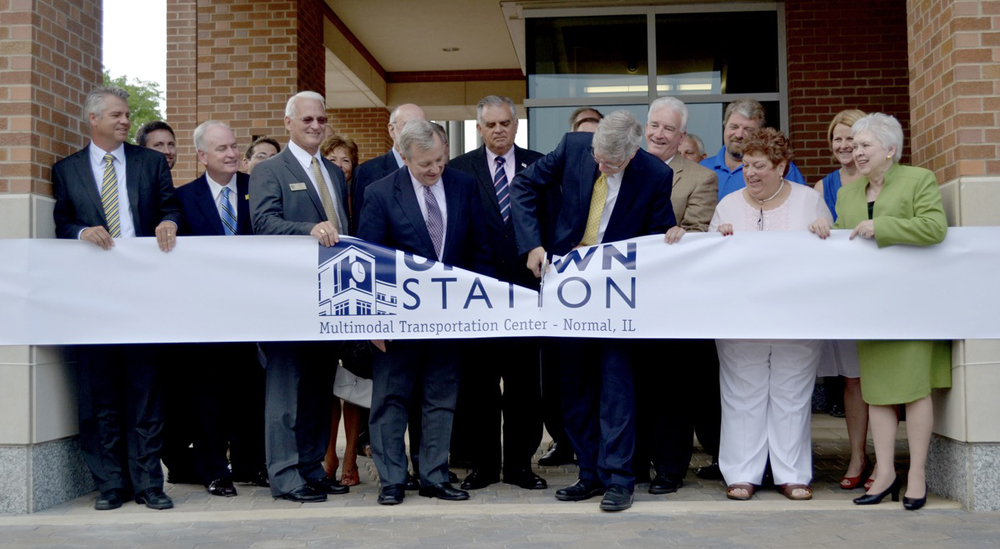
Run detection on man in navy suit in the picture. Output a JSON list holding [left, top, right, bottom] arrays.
[[165, 121, 263, 498], [249, 91, 351, 503], [52, 86, 181, 511], [447, 95, 547, 491], [350, 103, 426, 228], [357, 120, 490, 505], [511, 111, 676, 512]]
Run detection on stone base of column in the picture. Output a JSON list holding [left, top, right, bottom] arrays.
[[929, 435, 1000, 511], [0, 438, 94, 514]]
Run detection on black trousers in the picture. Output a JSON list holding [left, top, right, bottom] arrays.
[[75, 344, 165, 495]]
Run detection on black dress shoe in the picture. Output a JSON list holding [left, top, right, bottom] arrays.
[[903, 483, 928, 511], [504, 469, 548, 490], [309, 477, 350, 495], [378, 484, 405, 505], [404, 472, 420, 491], [207, 478, 238, 497], [448, 470, 459, 484], [251, 469, 270, 488], [95, 489, 124, 511], [555, 479, 605, 501], [649, 475, 683, 495], [418, 482, 470, 501], [278, 484, 327, 503], [695, 462, 722, 480], [537, 442, 575, 467], [600, 484, 633, 512], [135, 487, 174, 510], [461, 469, 500, 490]]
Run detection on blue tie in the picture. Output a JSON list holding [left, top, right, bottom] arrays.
[[220, 186, 237, 236], [494, 156, 510, 224]]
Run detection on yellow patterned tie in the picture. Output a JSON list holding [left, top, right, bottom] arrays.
[[101, 153, 122, 237], [580, 173, 608, 246], [311, 157, 340, 231]]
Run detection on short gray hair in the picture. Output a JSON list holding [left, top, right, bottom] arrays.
[[285, 91, 325, 118], [83, 86, 129, 123], [648, 96, 689, 132], [723, 98, 765, 127], [685, 134, 706, 156], [193, 120, 231, 152], [398, 120, 443, 159], [852, 113, 904, 163], [476, 95, 516, 126], [592, 110, 643, 163]]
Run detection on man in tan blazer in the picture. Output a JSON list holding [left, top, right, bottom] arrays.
[[634, 96, 723, 495]]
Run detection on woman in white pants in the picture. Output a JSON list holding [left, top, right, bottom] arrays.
[[708, 127, 831, 501]]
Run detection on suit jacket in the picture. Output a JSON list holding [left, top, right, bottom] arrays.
[[176, 172, 253, 236], [667, 156, 718, 233], [510, 132, 676, 257], [357, 166, 490, 275], [249, 146, 349, 236], [52, 143, 181, 239], [448, 145, 543, 287], [351, 150, 400, 231]]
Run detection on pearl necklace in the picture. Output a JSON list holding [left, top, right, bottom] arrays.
[[755, 179, 785, 205]]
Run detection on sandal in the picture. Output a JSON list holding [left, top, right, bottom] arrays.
[[840, 456, 872, 490], [340, 466, 360, 486], [726, 483, 755, 501], [777, 483, 813, 501]]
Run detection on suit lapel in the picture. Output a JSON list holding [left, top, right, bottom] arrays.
[[321, 157, 350, 232], [124, 145, 142, 234], [281, 148, 325, 219], [605, 158, 642, 237], [236, 173, 252, 235], [471, 147, 499, 214], [670, 158, 685, 188], [192, 174, 226, 235], [394, 169, 437, 258], [73, 150, 105, 224], [441, 170, 462, 260]]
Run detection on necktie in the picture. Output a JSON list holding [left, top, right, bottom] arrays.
[[494, 156, 510, 224], [101, 153, 122, 238], [310, 157, 340, 231], [580, 173, 608, 246], [424, 185, 444, 260], [219, 186, 237, 236]]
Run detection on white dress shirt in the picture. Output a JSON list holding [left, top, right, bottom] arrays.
[[595, 170, 624, 244], [485, 146, 516, 184], [205, 171, 238, 225], [87, 142, 135, 238]]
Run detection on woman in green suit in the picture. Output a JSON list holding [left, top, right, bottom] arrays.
[[809, 113, 950, 511]]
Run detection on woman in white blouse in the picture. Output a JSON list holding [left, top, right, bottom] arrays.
[[710, 128, 832, 501]]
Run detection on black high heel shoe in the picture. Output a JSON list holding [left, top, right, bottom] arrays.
[[903, 482, 928, 510], [853, 476, 900, 505]]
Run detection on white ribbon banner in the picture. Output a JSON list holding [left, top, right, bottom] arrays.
[[1, 227, 998, 345]]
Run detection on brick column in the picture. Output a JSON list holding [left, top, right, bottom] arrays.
[[908, 0, 1000, 512], [327, 107, 391, 163], [0, 0, 103, 514]]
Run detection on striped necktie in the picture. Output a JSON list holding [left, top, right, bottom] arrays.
[[219, 186, 237, 236], [424, 185, 444, 260], [580, 173, 608, 246], [494, 156, 510, 224], [101, 153, 122, 238]]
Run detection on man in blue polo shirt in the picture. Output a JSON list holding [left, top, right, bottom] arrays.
[[701, 98, 806, 200]]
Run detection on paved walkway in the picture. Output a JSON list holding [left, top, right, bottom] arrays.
[[2, 415, 996, 549]]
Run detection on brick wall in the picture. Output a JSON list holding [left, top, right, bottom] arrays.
[[908, 0, 1000, 183], [326, 107, 391, 162], [0, 0, 102, 197], [785, 1, 911, 182], [167, 0, 327, 184]]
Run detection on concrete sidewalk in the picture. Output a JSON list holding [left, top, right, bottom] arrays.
[[2, 415, 995, 549]]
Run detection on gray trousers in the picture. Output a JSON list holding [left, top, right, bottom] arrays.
[[261, 342, 337, 497], [370, 340, 459, 487]]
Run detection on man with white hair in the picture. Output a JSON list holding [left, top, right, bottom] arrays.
[[511, 111, 676, 512], [250, 91, 351, 503], [701, 98, 806, 199]]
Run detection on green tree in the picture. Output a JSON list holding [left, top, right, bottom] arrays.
[[102, 69, 165, 144]]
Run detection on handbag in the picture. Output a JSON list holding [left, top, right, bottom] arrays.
[[333, 361, 373, 408]]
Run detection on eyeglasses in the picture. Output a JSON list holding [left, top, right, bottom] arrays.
[[298, 116, 328, 126], [590, 148, 625, 170]]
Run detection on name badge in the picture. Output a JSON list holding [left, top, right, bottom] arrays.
[[289, 183, 307, 191]]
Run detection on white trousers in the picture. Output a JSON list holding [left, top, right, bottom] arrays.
[[717, 339, 822, 486]]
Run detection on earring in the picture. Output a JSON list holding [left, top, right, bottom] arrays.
[[886, 155, 892, 161]]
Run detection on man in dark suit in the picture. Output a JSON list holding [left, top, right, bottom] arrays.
[[447, 95, 547, 491], [510, 111, 676, 512], [52, 86, 181, 511], [249, 91, 351, 503], [166, 121, 264, 497], [357, 120, 490, 505], [350, 103, 426, 228]]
